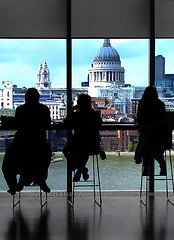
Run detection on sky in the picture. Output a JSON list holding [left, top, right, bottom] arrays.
[[0, 39, 174, 89]]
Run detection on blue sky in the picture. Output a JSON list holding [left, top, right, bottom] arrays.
[[0, 39, 173, 89]]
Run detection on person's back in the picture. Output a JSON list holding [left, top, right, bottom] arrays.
[[137, 95, 165, 130], [15, 102, 50, 141], [69, 107, 102, 154]]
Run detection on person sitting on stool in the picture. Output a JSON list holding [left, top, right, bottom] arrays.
[[2, 88, 52, 195], [63, 94, 103, 181], [134, 86, 167, 176]]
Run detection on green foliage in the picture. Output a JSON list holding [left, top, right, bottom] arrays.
[[128, 141, 134, 151]]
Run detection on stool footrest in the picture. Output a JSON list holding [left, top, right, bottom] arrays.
[[74, 184, 100, 188]]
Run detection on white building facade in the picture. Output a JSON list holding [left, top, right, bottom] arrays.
[[88, 39, 134, 114], [0, 81, 13, 109]]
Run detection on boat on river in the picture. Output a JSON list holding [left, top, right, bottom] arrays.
[[51, 157, 63, 163]]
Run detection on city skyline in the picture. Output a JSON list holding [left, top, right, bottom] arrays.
[[0, 39, 173, 89]]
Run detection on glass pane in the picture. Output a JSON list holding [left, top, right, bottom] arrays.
[[71, 38, 149, 190], [72, 39, 149, 190], [72, 38, 148, 120], [151, 39, 174, 190], [72, 0, 150, 38], [0, 39, 67, 191], [155, 39, 174, 102]]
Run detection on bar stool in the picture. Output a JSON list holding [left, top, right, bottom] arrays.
[[13, 183, 48, 209], [68, 153, 102, 208], [140, 123, 174, 206]]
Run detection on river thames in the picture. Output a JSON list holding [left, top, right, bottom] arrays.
[[0, 152, 173, 191]]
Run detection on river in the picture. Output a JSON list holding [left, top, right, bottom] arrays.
[[0, 152, 173, 191]]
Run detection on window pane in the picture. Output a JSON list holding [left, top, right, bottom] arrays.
[[155, 39, 174, 103], [73, 39, 148, 115], [72, 38, 148, 153], [0, 39, 67, 191]]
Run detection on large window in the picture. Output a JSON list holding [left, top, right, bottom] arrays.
[[0, 0, 174, 191]]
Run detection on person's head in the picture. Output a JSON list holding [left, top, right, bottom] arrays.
[[25, 88, 40, 104], [77, 94, 91, 110], [142, 85, 158, 101]]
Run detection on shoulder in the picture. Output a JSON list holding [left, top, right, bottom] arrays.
[[15, 104, 25, 114], [39, 103, 50, 112], [157, 99, 165, 108]]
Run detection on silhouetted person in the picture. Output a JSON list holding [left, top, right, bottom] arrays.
[[63, 94, 103, 181], [2, 88, 52, 194], [134, 86, 167, 176]]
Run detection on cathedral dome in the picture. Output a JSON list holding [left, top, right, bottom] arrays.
[[94, 39, 120, 62]]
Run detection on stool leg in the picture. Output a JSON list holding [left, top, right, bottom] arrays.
[[164, 149, 174, 205], [96, 155, 102, 206], [169, 149, 174, 193], [93, 155, 96, 201], [140, 164, 143, 200], [164, 151, 169, 199], [72, 171, 75, 207], [13, 191, 21, 209], [40, 189, 47, 208], [68, 170, 75, 208], [140, 161, 148, 207]]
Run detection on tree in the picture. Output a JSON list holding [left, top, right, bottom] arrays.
[[128, 141, 134, 151]]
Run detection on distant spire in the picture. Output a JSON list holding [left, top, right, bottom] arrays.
[[39, 60, 42, 67], [43, 58, 48, 69], [103, 39, 111, 47], [38, 60, 42, 71]]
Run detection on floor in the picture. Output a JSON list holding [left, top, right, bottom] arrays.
[[0, 191, 174, 240]]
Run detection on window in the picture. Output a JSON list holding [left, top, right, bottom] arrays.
[[0, 0, 173, 191]]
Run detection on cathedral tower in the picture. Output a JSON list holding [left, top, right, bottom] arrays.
[[35, 59, 51, 91]]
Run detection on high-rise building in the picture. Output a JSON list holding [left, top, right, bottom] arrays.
[[155, 55, 165, 80], [155, 55, 174, 96]]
